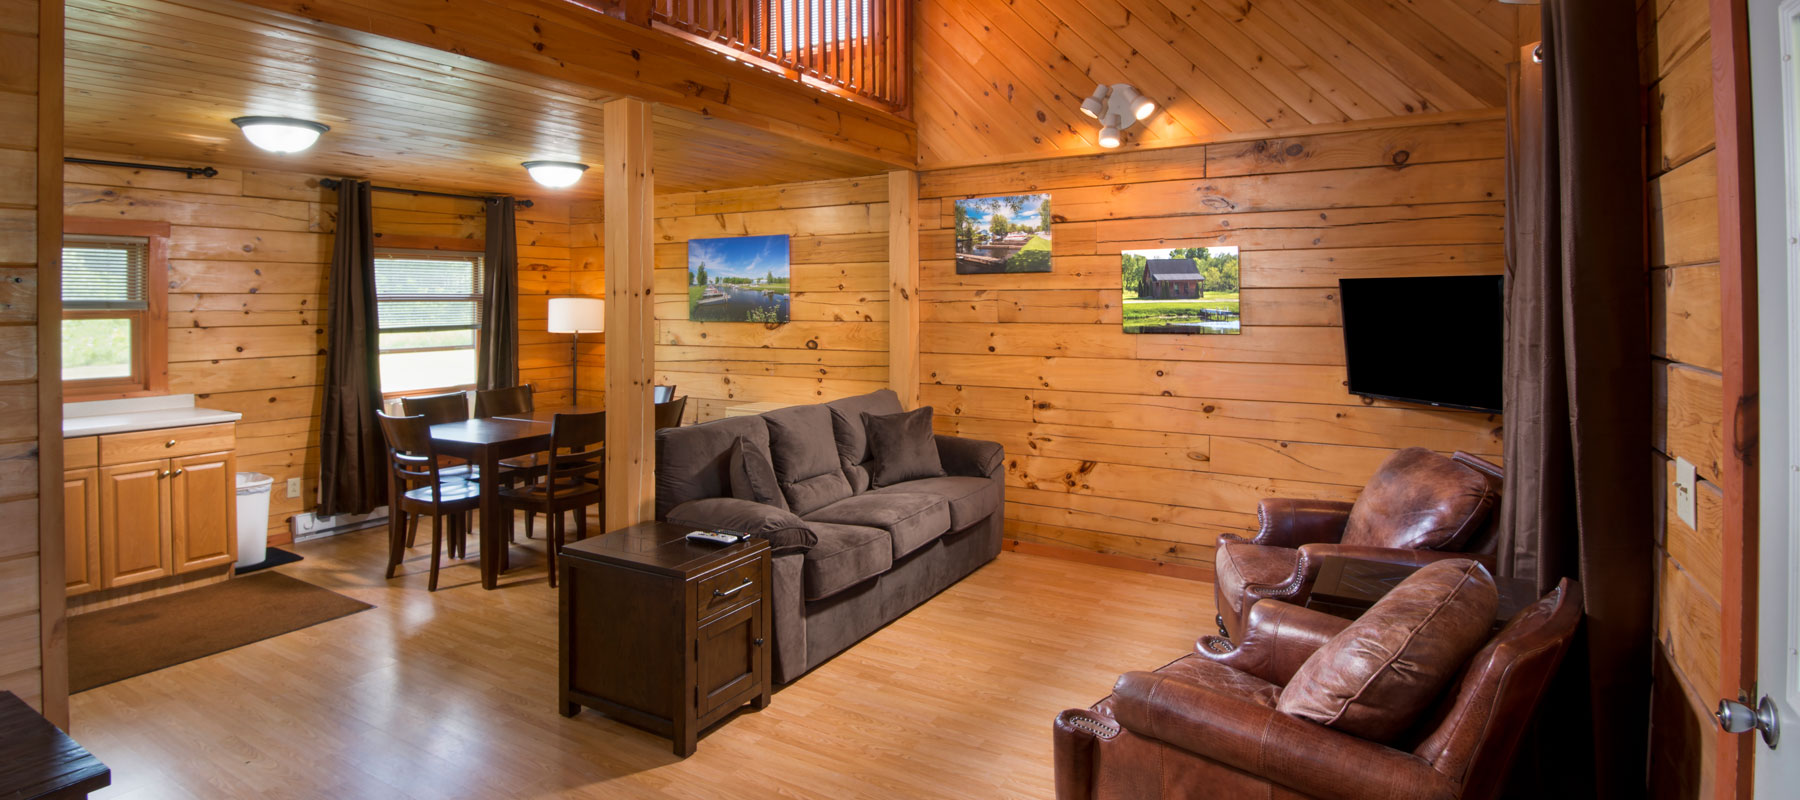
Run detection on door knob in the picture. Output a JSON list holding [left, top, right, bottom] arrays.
[[1717, 694, 1781, 750]]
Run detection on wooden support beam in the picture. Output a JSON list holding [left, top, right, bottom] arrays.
[[888, 169, 919, 408], [603, 98, 656, 531], [33, 0, 68, 730]]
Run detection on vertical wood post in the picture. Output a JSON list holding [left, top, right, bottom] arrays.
[[33, 0, 68, 730], [603, 98, 656, 531], [887, 169, 919, 409]]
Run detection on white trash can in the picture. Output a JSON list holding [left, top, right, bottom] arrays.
[[235, 472, 274, 568]]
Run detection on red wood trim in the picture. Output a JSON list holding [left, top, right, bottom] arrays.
[[1002, 538, 1216, 584], [1709, 0, 1760, 796], [371, 234, 485, 253]]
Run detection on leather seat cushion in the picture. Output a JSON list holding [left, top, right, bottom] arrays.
[[1213, 542, 1300, 612], [802, 522, 893, 602], [803, 492, 951, 560], [868, 476, 998, 531]]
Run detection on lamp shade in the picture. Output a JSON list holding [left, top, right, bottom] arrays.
[[231, 116, 329, 153], [547, 297, 604, 333]]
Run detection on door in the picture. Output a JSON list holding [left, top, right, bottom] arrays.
[[694, 600, 763, 717], [63, 468, 100, 595], [1748, 0, 1800, 787], [99, 459, 170, 588], [170, 451, 237, 572]]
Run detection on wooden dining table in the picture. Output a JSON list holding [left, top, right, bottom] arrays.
[[427, 405, 603, 589]]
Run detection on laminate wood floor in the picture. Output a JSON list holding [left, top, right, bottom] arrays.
[[69, 525, 1216, 799]]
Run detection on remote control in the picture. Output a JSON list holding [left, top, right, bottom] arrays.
[[685, 530, 745, 546]]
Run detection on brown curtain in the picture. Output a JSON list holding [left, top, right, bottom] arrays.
[[319, 179, 388, 516], [1499, 1, 1650, 796], [478, 197, 519, 390]]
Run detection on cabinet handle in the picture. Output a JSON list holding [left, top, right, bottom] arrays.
[[157, 470, 169, 479], [753, 638, 764, 647], [165, 439, 177, 448], [712, 577, 752, 598], [172, 468, 184, 477]]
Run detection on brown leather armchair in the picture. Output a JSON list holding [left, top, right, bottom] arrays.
[[1054, 580, 1581, 800], [1213, 447, 1503, 640]]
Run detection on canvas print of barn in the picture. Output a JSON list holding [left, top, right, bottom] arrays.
[[1121, 246, 1241, 334], [954, 194, 1053, 274], [687, 234, 792, 323]]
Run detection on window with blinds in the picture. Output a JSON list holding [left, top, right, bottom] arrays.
[[63, 233, 153, 386], [64, 234, 149, 310], [374, 250, 485, 394]]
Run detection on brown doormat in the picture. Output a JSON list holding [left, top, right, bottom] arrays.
[[69, 572, 373, 693]]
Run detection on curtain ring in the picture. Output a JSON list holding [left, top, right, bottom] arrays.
[[1532, 44, 1544, 64]]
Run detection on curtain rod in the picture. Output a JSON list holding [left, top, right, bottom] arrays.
[[65, 157, 218, 179], [316, 177, 533, 209]]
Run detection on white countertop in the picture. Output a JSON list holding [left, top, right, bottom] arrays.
[[63, 394, 243, 438]]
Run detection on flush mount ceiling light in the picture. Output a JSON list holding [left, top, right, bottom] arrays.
[[231, 116, 329, 153], [522, 161, 589, 188], [1079, 83, 1157, 149]]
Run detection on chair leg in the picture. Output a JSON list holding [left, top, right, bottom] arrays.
[[385, 507, 406, 580], [525, 511, 536, 539], [407, 513, 420, 548], [574, 506, 588, 541], [547, 508, 562, 588], [428, 514, 444, 592]]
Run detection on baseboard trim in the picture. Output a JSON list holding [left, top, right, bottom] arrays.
[[1002, 539, 1215, 584]]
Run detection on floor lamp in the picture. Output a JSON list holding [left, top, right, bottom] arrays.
[[547, 297, 604, 403]]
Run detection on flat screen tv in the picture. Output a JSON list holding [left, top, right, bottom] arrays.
[[1338, 275, 1503, 413]]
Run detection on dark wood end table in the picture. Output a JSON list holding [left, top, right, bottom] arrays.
[[558, 521, 772, 757], [0, 691, 110, 799], [1306, 556, 1540, 628]]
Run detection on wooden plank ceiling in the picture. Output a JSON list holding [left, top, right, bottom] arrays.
[[63, 0, 896, 197], [914, 0, 1531, 168]]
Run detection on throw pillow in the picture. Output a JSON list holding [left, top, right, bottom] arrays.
[[862, 406, 947, 488], [728, 436, 788, 512], [1276, 559, 1498, 742]]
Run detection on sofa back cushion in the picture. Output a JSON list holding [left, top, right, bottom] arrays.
[[654, 415, 771, 520], [765, 404, 855, 515], [728, 436, 788, 512], [825, 389, 904, 493], [1277, 559, 1498, 742], [1341, 447, 1498, 551]]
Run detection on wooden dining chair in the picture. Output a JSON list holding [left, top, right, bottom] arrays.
[[497, 411, 605, 588], [400, 391, 471, 426], [654, 395, 688, 429], [474, 384, 533, 419], [654, 384, 676, 404], [378, 411, 483, 591]]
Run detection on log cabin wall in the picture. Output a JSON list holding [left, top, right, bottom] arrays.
[[1642, 0, 1726, 794], [914, 117, 1508, 577], [652, 175, 891, 421], [62, 159, 580, 545]]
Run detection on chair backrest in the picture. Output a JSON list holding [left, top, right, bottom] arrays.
[[474, 385, 533, 418], [376, 411, 442, 491], [546, 410, 605, 487], [654, 384, 677, 404], [1340, 447, 1500, 552], [1410, 578, 1583, 800], [400, 391, 470, 426], [654, 396, 688, 429]]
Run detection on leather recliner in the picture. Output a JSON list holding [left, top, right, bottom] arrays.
[[1053, 579, 1581, 800], [1213, 447, 1504, 641]]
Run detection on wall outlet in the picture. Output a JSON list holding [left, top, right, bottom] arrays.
[[286, 477, 302, 499], [1673, 457, 1697, 529]]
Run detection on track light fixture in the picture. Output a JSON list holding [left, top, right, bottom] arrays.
[[1079, 83, 1157, 148]]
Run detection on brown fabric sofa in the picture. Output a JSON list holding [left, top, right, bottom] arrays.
[[1053, 580, 1582, 800], [654, 390, 1005, 684], [1213, 448, 1505, 641]]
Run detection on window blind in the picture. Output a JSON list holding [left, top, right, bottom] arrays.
[[63, 234, 149, 311], [374, 251, 484, 334]]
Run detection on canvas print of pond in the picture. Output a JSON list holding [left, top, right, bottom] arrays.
[[954, 194, 1053, 274], [1121, 246, 1241, 334], [687, 234, 791, 324]]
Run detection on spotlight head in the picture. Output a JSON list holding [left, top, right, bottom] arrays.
[[1097, 118, 1122, 149], [1080, 84, 1109, 119]]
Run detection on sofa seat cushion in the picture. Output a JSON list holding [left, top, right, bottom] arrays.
[[869, 476, 998, 531], [1213, 542, 1299, 613], [803, 492, 951, 560], [802, 522, 893, 602]]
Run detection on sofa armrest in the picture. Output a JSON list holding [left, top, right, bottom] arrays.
[[665, 497, 817, 554], [934, 434, 1004, 478], [1296, 542, 1496, 573], [1110, 671, 1454, 800], [1237, 498, 1354, 549], [1196, 600, 1350, 686]]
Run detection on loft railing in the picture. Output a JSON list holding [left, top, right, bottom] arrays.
[[626, 0, 909, 112]]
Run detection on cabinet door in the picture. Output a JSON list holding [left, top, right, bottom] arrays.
[[170, 451, 237, 573], [99, 460, 171, 588], [63, 468, 101, 595], [694, 599, 764, 717]]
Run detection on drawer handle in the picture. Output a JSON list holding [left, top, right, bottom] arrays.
[[165, 439, 177, 448], [712, 577, 752, 598]]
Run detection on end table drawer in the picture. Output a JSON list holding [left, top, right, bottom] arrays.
[[696, 558, 762, 620]]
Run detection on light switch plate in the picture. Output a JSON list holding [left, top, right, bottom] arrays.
[[1674, 457, 1697, 529], [286, 477, 302, 499]]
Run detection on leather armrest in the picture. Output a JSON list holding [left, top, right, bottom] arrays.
[[1296, 542, 1496, 573], [1196, 600, 1350, 686], [1111, 672, 1454, 800], [934, 434, 1004, 479], [665, 497, 817, 554], [1243, 498, 1354, 548]]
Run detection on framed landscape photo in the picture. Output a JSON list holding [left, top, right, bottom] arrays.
[[954, 194, 1053, 274], [1120, 246, 1241, 334], [687, 234, 792, 324]]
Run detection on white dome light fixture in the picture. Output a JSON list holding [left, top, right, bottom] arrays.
[[522, 160, 589, 189], [231, 116, 330, 153], [1080, 83, 1157, 148]]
